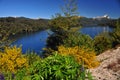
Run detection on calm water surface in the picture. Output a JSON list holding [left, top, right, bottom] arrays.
[[80, 26, 113, 38], [12, 30, 52, 54], [12, 26, 113, 53]]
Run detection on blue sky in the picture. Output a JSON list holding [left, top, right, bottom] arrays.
[[0, 0, 120, 19]]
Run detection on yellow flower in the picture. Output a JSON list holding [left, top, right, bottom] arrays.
[[57, 45, 100, 68], [0, 46, 28, 73]]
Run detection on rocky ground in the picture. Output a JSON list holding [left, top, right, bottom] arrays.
[[89, 47, 120, 80]]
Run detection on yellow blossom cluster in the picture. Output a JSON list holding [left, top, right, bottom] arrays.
[[0, 46, 28, 73], [57, 45, 100, 68]]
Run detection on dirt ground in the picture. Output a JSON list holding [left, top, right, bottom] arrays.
[[89, 47, 120, 80]]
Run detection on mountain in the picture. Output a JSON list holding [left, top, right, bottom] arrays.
[[93, 14, 110, 20]]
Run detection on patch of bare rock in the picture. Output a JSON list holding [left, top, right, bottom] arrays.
[[89, 47, 120, 80]]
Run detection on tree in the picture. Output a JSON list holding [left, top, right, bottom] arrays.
[[46, 0, 79, 53], [61, 0, 79, 17], [49, 0, 79, 33]]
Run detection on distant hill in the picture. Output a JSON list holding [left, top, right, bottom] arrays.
[[0, 17, 49, 32], [0, 17, 49, 36], [78, 17, 117, 27]]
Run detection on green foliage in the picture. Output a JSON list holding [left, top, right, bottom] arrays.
[[47, 16, 79, 51], [110, 18, 120, 47], [93, 33, 112, 54], [46, 30, 69, 51], [0, 25, 12, 51], [49, 0, 79, 32], [111, 30, 120, 46], [61, 0, 79, 17], [25, 52, 41, 65], [46, 0, 80, 52], [63, 32, 94, 49], [15, 53, 93, 80], [116, 18, 120, 28], [1, 71, 15, 80], [49, 16, 79, 32]]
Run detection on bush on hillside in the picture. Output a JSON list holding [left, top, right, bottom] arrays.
[[15, 53, 93, 80], [57, 45, 99, 68], [93, 34, 112, 55], [25, 52, 41, 65], [110, 18, 120, 47], [111, 30, 120, 47], [46, 32, 67, 51], [0, 46, 28, 73], [63, 32, 94, 49]]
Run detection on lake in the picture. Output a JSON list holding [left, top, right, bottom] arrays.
[[12, 26, 113, 54], [80, 26, 113, 38]]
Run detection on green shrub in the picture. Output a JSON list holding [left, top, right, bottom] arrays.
[[111, 30, 120, 47], [15, 53, 93, 80], [63, 32, 94, 49], [46, 32, 94, 56], [46, 32, 67, 51], [110, 18, 120, 47], [25, 52, 41, 65], [93, 34, 112, 55]]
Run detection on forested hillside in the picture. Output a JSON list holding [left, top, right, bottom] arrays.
[[0, 17, 49, 35]]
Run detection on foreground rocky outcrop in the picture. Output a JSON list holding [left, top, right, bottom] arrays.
[[89, 47, 120, 80]]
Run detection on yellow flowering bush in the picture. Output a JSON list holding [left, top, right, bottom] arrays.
[[0, 46, 28, 73], [57, 45, 100, 68]]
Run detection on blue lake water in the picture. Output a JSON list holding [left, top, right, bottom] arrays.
[[12, 30, 52, 54], [12, 26, 113, 53], [80, 26, 113, 38]]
